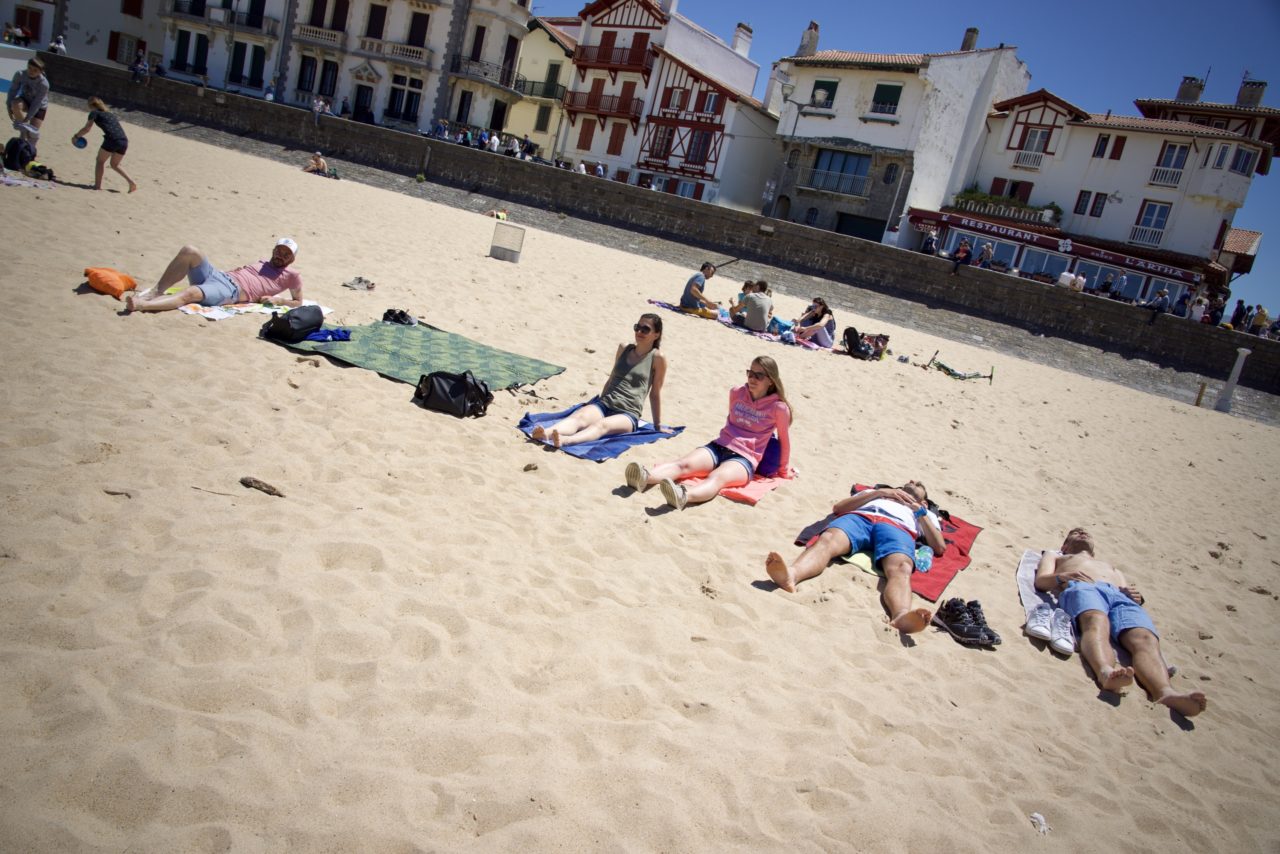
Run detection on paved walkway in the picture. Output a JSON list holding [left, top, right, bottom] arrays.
[[67, 94, 1280, 426]]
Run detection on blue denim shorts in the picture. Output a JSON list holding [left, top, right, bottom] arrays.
[[1060, 581, 1158, 641], [586, 398, 639, 432], [701, 441, 754, 480], [825, 514, 918, 566], [188, 256, 240, 306]]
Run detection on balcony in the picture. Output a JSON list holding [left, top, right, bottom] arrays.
[[950, 197, 1060, 226], [162, 0, 211, 25], [869, 101, 898, 115], [212, 8, 280, 36], [1012, 150, 1043, 170], [448, 55, 525, 94], [800, 167, 870, 198], [1149, 166, 1183, 188], [517, 79, 567, 101], [563, 91, 643, 121], [355, 36, 431, 68], [573, 44, 654, 77], [295, 23, 345, 49], [1129, 225, 1165, 247]]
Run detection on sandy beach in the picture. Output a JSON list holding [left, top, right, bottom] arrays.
[[2, 102, 1278, 852]]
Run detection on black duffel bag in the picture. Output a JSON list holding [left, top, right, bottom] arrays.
[[259, 305, 324, 343], [413, 370, 494, 418]]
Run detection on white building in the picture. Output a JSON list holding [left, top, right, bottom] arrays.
[[908, 78, 1277, 300], [556, 0, 777, 208], [159, 0, 287, 93], [764, 23, 1028, 240], [0, 0, 168, 68], [503, 16, 575, 159]]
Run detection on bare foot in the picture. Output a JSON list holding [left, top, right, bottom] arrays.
[[531, 425, 547, 442], [765, 552, 796, 592], [550, 429, 562, 448], [1157, 689, 1207, 717], [124, 293, 137, 313], [128, 182, 138, 193], [1099, 665, 1135, 692], [888, 608, 932, 633]]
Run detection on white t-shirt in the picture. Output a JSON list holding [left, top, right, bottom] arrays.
[[853, 490, 939, 537]]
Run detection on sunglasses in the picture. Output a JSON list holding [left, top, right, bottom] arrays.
[[746, 369, 768, 381], [633, 324, 654, 334]]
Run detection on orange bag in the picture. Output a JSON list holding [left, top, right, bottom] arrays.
[[84, 267, 138, 299]]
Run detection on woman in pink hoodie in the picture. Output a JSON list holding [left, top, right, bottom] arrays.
[[624, 355, 793, 510]]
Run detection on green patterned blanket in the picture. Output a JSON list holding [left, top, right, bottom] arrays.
[[276, 323, 565, 390]]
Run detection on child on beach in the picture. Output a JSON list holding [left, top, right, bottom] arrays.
[[71, 97, 136, 192], [625, 355, 792, 510], [532, 314, 669, 447]]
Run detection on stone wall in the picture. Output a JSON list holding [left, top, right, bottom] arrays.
[[41, 53, 1280, 393]]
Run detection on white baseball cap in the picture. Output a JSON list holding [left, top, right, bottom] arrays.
[[276, 237, 298, 255]]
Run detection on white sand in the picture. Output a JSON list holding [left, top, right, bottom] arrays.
[[1, 104, 1278, 851]]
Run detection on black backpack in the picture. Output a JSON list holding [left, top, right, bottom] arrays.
[[4, 136, 35, 171], [413, 370, 493, 418], [842, 326, 875, 360], [258, 305, 324, 343]]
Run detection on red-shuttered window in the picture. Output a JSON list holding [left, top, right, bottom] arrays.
[[576, 121, 595, 151]]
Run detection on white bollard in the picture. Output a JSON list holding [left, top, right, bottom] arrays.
[[1213, 347, 1251, 413]]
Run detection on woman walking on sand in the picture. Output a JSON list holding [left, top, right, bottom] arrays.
[[71, 97, 136, 192]]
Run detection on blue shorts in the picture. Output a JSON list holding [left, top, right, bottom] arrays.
[[585, 398, 639, 432], [701, 441, 754, 480], [1060, 581, 1158, 641], [188, 257, 240, 306], [825, 514, 918, 567]]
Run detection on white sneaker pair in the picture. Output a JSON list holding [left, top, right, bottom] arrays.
[[1025, 603, 1075, 656]]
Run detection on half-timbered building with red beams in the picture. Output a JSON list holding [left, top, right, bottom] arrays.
[[557, 0, 777, 209]]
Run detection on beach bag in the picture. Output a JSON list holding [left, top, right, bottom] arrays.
[[4, 136, 35, 170], [756, 435, 782, 478], [843, 326, 875, 360], [259, 305, 323, 343], [84, 266, 138, 299], [413, 370, 493, 418]]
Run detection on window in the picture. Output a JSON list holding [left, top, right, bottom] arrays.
[[945, 230, 1017, 267], [108, 31, 145, 65], [297, 56, 317, 92], [319, 60, 338, 97], [470, 26, 486, 61], [992, 179, 1033, 203], [1137, 200, 1171, 231], [700, 92, 720, 114], [365, 4, 387, 38], [1022, 127, 1051, 153], [1074, 191, 1091, 215], [173, 30, 192, 71], [662, 88, 688, 111], [687, 130, 712, 165], [229, 41, 247, 83], [576, 120, 595, 151], [1090, 193, 1107, 217], [1157, 142, 1189, 169], [534, 104, 551, 133], [121, 0, 143, 17], [809, 149, 870, 195], [1109, 135, 1126, 160], [1214, 145, 1230, 169], [455, 90, 472, 124], [407, 12, 429, 47], [815, 149, 870, 177], [676, 180, 697, 198], [386, 74, 423, 121], [1092, 134, 1109, 158], [650, 125, 673, 158], [1019, 248, 1071, 279], [1202, 145, 1214, 168], [804, 207, 819, 225], [882, 163, 899, 184], [1230, 146, 1259, 175], [870, 83, 902, 115], [811, 80, 838, 107], [607, 121, 627, 156], [786, 148, 799, 168]]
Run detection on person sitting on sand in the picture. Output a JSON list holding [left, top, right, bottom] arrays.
[[126, 238, 303, 314], [731, 281, 773, 333], [302, 151, 328, 175], [679, 262, 719, 319], [532, 313, 669, 448], [484, 208, 509, 220], [625, 355, 792, 510], [766, 481, 944, 633], [793, 297, 836, 347], [1036, 528, 1206, 716], [71, 97, 137, 193]]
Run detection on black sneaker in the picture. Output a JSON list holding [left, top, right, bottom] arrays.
[[932, 598, 994, 647], [966, 599, 1001, 646]]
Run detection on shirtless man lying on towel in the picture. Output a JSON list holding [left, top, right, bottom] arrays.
[[766, 481, 944, 633], [1037, 528, 1206, 717]]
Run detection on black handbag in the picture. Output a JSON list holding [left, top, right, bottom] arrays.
[[413, 370, 494, 418], [259, 305, 323, 343]]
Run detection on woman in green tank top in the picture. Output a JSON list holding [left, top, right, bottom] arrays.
[[531, 313, 670, 447]]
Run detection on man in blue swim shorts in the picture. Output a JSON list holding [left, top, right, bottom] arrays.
[[126, 238, 304, 314], [766, 481, 946, 634], [1036, 528, 1206, 717]]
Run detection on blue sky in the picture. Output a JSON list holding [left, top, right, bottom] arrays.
[[535, 0, 1280, 310]]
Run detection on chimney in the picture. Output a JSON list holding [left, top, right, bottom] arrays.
[[1237, 79, 1267, 108], [659, 0, 678, 14], [1175, 76, 1205, 102], [796, 21, 819, 58], [960, 27, 978, 51], [732, 22, 753, 58]]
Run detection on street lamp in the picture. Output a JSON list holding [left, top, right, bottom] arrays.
[[766, 81, 817, 217]]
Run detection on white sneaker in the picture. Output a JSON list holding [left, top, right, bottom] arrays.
[[1050, 608, 1076, 656], [659, 478, 688, 510], [624, 462, 648, 492], [1025, 603, 1053, 641]]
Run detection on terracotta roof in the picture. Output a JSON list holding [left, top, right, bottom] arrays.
[[1073, 113, 1258, 142], [992, 88, 1089, 119], [1135, 98, 1280, 118], [1223, 227, 1262, 256], [783, 50, 925, 69]]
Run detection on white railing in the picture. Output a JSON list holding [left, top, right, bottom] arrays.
[[869, 101, 897, 115], [1149, 166, 1183, 187], [1129, 225, 1165, 247], [358, 36, 385, 54], [388, 42, 429, 64], [801, 168, 871, 197], [296, 24, 343, 47], [1013, 150, 1043, 170], [953, 198, 1057, 225]]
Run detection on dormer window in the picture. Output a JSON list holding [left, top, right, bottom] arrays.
[[1022, 127, 1050, 153]]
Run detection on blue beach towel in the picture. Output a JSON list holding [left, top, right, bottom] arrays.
[[517, 402, 684, 461]]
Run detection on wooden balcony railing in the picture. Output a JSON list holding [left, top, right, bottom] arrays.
[[562, 91, 643, 120], [572, 44, 653, 75]]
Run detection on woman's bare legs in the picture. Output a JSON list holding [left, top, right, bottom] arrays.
[[643, 447, 716, 486], [93, 148, 107, 190], [532, 406, 633, 447], [110, 152, 136, 192]]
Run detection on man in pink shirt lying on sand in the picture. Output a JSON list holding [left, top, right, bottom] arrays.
[[125, 238, 304, 313]]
